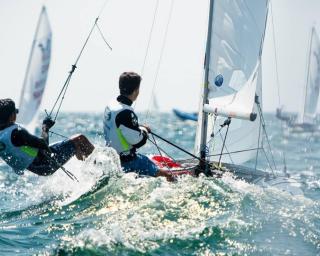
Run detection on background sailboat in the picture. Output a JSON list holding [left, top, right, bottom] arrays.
[[17, 6, 52, 133], [172, 108, 198, 121], [276, 26, 320, 132], [291, 26, 320, 131]]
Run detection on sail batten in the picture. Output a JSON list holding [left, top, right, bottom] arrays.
[[17, 6, 52, 131]]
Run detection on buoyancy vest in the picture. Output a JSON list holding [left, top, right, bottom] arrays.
[[0, 124, 38, 174], [103, 97, 147, 161]]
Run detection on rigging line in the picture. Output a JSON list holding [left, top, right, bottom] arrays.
[[218, 118, 231, 166], [269, 3, 289, 174], [207, 116, 233, 164], [255, 111, 262, 170], [218, 132, 234, 164], [52, 18, 98, 119], [49, 130, 69, 139], [49, 71, 73, 119], [147, 137, 175, 161], [270, 1, 281, 106], [53, 74, 73, 121], [141, 0, 160, 76], [257, 102, 277, 171], [132, 0, 160, 111], [96, 23, 113, 51], [98, 0, 110, 18], [151, 131, 205, 163], [42, 151, 79, 182], [149, 134, 173, 171], [145, 0, 175, 122], [261, 147, 276, 177], [180, 147, 263, 161], [49, 0, 111, 120]]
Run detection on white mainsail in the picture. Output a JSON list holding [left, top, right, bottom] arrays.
[[297, 26, 320, 125], [17, 6, 52, 130], [195, 0, 268, 164]]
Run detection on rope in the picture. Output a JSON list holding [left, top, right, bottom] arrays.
[[147, 136, 175, 161], [218, 132, 234, 164], [132, 0, 160, 111], [49, 130, 69, 139], [144, 0, 175, 121], [180, 147, 263, 162], [218, 118, 231, 166], [140, 0, 160, 76], [42, 151, 79, 182], [96, 22, 113, 51], [149, 134, 173, 171], [151, 131, 205, 164], [208, 147, 263, 158], [261, 147, 276, 177], [270, 3, 289, 175], [255, 109, 262, 170], [270, 1, 281, 106], [257, 102, 277, 173], [207, 116, 234, 164], [49, 0, 112, 122]]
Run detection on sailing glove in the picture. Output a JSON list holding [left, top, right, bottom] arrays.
[[42, 116, 55, 131]]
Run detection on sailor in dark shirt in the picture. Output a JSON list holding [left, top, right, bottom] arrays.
[[103, 72, 176, 181], [0, 98, 95, 176]]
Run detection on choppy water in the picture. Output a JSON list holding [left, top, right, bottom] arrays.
[[0, 113, 319, 255]]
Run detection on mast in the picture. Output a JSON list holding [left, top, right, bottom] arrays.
[[199, 0, 215, 166], [18, 6, 46, 109], [301, 26, 314, 123]]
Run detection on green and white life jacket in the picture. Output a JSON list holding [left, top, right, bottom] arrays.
[[0, 124, 38, 174], [103, 97, 147, 161]]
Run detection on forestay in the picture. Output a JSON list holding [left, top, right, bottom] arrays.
[[17, 6, 52, 131], [298, 27, 320, 125], [195, 0, 268, 164]]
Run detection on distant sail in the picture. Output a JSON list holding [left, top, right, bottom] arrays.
[[298, 27, 320, 125], [195, 0, 268, 164], [17, 6, 52, 130]]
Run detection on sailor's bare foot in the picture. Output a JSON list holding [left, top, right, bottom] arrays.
[[71, 134, 95, 160]]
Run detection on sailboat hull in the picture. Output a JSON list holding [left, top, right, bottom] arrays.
[[287, 122, 319, 133], [150, 155, 303, 196]]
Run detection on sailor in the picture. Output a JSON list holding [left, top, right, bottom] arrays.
[[0, 98, 95, 176], [103, 72, 175, 181]]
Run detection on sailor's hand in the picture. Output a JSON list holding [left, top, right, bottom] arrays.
[[140, 125, 151, 133], [42, 116, 55, 131]]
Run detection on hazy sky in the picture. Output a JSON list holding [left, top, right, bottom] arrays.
[[0, 0, 319, 113]]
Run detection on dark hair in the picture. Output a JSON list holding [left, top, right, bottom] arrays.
[[0, 98, 18, 123], [119, 72, 141, 96]]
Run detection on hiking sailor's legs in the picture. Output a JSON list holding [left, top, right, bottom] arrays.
[[70, 134, 95, 160]]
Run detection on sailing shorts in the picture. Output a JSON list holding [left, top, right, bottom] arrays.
[[121, 153, 159, 177], [27, 140, 76, 176]]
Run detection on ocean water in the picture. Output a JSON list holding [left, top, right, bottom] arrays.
[[0, 112, 319, 255]]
